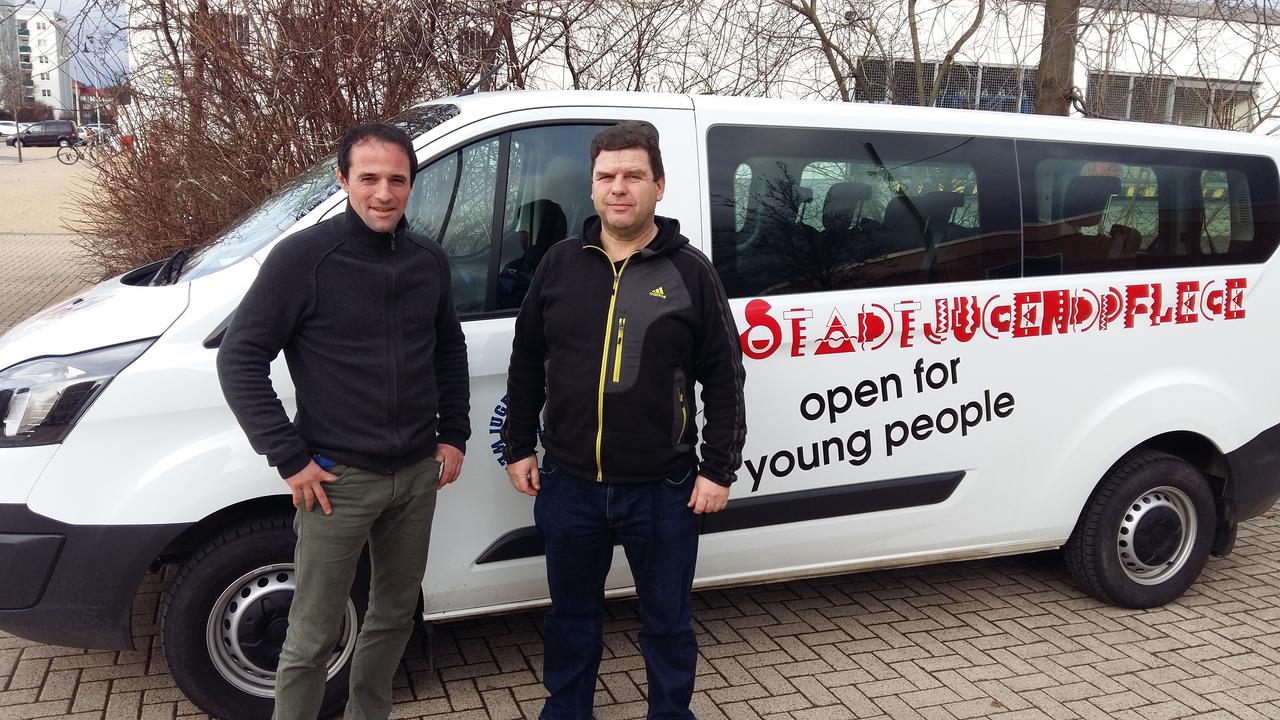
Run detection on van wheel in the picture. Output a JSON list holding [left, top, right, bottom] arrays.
[[1064, 450, 1214, 608], [160, 516, 365, 720]]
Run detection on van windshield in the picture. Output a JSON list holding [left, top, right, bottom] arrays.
[[178, 103, 461, 281]]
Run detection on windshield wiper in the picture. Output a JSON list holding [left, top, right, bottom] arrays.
[[150, 248, 190, 286]]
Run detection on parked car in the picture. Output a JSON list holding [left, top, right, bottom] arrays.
[[4, 120, 79, 147], [78, 122, 116, 140], [0, 121, 31, 138]]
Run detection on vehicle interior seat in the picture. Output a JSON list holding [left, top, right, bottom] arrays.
[[497, 199, 568, 309], [821, 182, 871, 232], [1023, 175, 1142, 274], [1061, 175, 1141, 270], [820, 182, 872, 264], [880, 194, 923, 253], [507, 198, 568, 274], [879, 191, 963, 252]]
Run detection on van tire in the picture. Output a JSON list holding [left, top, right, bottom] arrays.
[[1064, 450, 1214, 608], [160, 516, 366, 720]]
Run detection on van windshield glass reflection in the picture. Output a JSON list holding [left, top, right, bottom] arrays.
[[178, 103, 460, 282]]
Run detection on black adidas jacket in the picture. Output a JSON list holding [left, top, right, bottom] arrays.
[[502, 216, 746, 485], [218, 203, 471, 478]]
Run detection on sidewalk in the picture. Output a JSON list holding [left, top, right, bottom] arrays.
[[0, 146, 92, 236]]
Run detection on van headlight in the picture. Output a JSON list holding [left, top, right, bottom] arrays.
[[0, 339, 154, 447]]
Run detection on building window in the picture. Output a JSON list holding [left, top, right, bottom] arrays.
[[41, 89, 51, 97], [38, 56, 47, 64], [206, 12, 254, 47], [36, 22, 46, 30], [1087, 72, 1260, 130], [855, 59, 1037, 114], [39, 72, 49, 80], [37, 39, 46, 47]]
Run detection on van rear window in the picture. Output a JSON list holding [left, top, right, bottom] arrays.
[[1017, 140, 1280, 275]]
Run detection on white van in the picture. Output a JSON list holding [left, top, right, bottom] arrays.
[[1, 91, 1277, 719]]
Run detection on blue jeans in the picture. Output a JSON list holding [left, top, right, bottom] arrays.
[[534, 461, 701, 720]]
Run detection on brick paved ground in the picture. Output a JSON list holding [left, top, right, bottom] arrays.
[[2, 231, 1279, 720], [0, 233, 95, 331]]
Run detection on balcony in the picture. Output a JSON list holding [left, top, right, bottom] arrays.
[[19, 45, 30, 53]]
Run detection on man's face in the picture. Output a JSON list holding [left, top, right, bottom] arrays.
[[337, 139, 413, 234], [591, 147, 665, 239]]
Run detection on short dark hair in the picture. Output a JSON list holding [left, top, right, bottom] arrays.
[[337, 123, 416, 182], [590, 121, 664, 180]]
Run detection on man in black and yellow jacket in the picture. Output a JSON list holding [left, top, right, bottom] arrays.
[[503, 121, 746, 720]]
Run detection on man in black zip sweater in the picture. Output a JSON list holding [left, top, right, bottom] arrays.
[[503, 121, 746, 720], [218, 123, 470, 720]]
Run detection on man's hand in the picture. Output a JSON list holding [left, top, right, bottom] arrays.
[[688, 475, 730, 514], [506, 455, 541, 497], [435, 443, 465, 490], [286, 461, 337, 515]]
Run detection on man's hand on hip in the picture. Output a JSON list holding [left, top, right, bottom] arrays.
[[286, 461, 337, 515], [688, 475, 730, 514], [506, 455, 541, 497], [435, 443, 465, 489]]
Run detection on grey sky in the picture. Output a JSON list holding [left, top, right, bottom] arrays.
[[14, 0, 125, 84]]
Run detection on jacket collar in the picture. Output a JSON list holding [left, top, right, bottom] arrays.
[[579, 215, 686, 259], [339, 202, 407, 255]]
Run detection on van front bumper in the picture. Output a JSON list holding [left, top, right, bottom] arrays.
[[0, 504, 189, 649]]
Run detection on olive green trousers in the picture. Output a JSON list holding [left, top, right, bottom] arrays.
[[272, 456, 440, 720]]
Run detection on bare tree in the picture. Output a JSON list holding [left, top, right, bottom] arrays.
[[1076, 0, 1280, 131], [773, 0, 989, 106], [1035, 0, 1078, 115], [65, 0, 588, 277]]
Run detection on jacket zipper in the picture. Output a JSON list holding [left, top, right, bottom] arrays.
[[677, 386, 687, 444], [611, 317, 626, 383], [388, 241, 401, 466], [588, 246, 635, 481]]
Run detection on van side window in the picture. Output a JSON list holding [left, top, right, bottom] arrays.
[[405, 138, 500, 314], [406, 124, 606, 316], [1018, 141, 1280, 275], [496, 125, 602, 310], [708, 126, 1021, 298]]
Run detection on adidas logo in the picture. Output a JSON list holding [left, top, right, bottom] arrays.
[[649, 287, 667, 299]]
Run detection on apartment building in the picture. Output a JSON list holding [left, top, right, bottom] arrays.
[[13, 6, 73, 118]]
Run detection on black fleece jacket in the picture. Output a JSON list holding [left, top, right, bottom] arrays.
[[217, 203, 471, 478], [502, 216, 746, 485]]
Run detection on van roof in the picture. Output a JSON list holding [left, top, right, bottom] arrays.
[[441, 89, 694, 113], [430, 89, 1276, 157]]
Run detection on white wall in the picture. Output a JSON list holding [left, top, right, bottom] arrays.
[[17, 8, 74, 118]]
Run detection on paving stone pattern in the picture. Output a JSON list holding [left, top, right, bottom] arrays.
[[1, 233, 1278, 720], [0, 233, 95, 334]]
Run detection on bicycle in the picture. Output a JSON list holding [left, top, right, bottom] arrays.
[[55, 142, 83, 165], [55, 133, 119, 165]]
